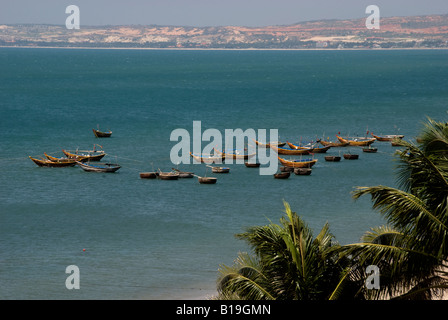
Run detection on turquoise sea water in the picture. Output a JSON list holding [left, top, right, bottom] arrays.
[[0, 48, 447, 299]]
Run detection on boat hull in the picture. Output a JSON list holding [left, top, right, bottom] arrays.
[[294, 168, 312, 175], [278, 156, 318, 168], [190, 152, 224, 164], [63, 149, 106, 162], [274, 172, 290, 179], [271, 145, 311, 155], [254, 140, 286, 148], [158, 173, 180, 180], [211, 167, 230, 173], [198, 177, 217, 184], [30, 156, 76, 167], [93, 129, 112, 138], [140, 172, 157, 179], [318, 139, 350, 147], [214, 149, 255, 160], [77, 161, 121, 172], [171, 168, 194, 178], [336, 135, 375, 146], [287, 142, 330, 153], [245, 162, 260, 168], [371, 133, 404, 141], [343, 154, 359, 160]]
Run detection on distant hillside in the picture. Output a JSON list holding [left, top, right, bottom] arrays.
[[1, 14, 448, 49]]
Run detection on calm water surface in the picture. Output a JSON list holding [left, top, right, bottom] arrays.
[[0, 48, 447, 299]]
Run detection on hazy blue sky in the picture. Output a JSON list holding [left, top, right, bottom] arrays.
[[1, 0, 448, 26]]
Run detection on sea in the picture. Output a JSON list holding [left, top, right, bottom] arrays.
[[0, 48, 447, 300]]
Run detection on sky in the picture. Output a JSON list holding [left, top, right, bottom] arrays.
[[1, 0, 448, 27]]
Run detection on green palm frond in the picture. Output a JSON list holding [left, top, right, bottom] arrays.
[[217, 252, 275, 300], [328, 267, 352, 300], [353, 186, 448, 241], [360, 225, 404, 245], [417, 117, 448, 155], [222, 201, 343, 300]]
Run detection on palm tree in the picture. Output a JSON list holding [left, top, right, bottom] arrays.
[[216, 201, 358, 300], [339, 118, 448, 299]]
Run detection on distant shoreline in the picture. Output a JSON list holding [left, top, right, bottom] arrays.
[[1, 45, 448, 51]]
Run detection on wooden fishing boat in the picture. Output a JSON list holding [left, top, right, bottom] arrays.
[[294, 168, 312, 175], [43, 153, 78, 165], [139, 172, 157, 179], [336, 135, 376, 146], [312, 146, 331, 153], [157, 170, 179, 180], [245, 162, 260, 168], [287, 142, 331, 153], [171, 168, 194, 178], [29, 156, 76, 167], [76, 161, 121, 172], [343, 154, 359, 160], [324, 156, 341, 162], [63, 149, 106, 162], [189, 152, 224, 164], [44, 153, 73, 162], [209, 166, 230, 173], [198, 176, 217, 184], [254, 140, 286, 148], [278, 157, 318, 168], [280, 166, 294, 172], [362, 146, 378, 153], [274, 172, 290, 179], [270, 145, 311, 155], [371, 133, 404, 141], [317, 139, 350, 147], [93, 128, 112, 138], [214, 149, 256, 160]]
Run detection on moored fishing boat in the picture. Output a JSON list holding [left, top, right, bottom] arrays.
[[280, 166, 294, 172], [362, 146, 378, 153], [336, 135, 376, 146], [198, 176, 217, 184], [43, 153, 78, 165], [371, 133, 404, 141], [63, 146, 106, 162], [317, 139, 350, 147], [189, 152, 224, 164], [278, 156, 318, 168], [139, 172, 157, 179], [157, 169, 180, 180], [270, 145, 311, 155], [29, 156, 76, 167], [93, 128, 112, 138], [324, 156, 341, 162], [286, 142, 331, 153], [253, 140, 286, 148], [171, 168, 194, 178], [214, 149, 256, 160], [76, 161, 121, 172], [44, 153, 74, 162], [210, 166, 230, 173], [343, 154, 359, 160], [294, 168, 312, 175], [274, 172, 290, 179], [245, 162, 260, 168]]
